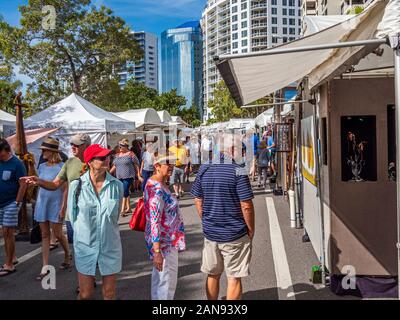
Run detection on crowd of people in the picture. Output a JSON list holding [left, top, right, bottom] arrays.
[[0, 125, 276, 300]]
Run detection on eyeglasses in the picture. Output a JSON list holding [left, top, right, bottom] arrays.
[[70, 143, 82, 148], [92, 156, 109, 162], [119, 144, 129, 148]]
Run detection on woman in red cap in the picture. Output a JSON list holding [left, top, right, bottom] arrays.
[[67, 144, 123, 300]]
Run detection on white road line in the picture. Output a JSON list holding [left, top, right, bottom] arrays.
[[266, 197, 296, 300], [17, 247, 42, 265]]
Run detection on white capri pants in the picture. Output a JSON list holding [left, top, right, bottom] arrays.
[[151, 248, 178, 300]]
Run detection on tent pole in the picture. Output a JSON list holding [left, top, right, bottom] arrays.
[[215, 38, 388, 60], [242, 99, 311, 108], [312, 93, 326, 286], [392, 36, 400, 300]]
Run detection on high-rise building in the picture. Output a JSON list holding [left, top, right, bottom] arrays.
[[201, 0, 302, 122], [302, 0, 374, 20], [301, 0, 375, 33], [161, 21, 203, 116], [118, 31, 158, 91]]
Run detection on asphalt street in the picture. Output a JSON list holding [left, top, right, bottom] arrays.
[[0, 182, 358, 300]]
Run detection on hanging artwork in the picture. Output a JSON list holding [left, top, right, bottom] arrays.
[[275, 122, 292, 152], [341, 116, 377, 182], [301, 116, 316, 186]]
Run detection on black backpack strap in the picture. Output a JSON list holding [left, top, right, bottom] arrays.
[[75, 178, 82, 209]]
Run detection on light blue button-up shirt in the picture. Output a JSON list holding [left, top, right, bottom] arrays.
[[67, 171, 123, 276]]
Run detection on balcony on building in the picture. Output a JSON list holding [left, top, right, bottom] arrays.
[[340, 0, 371, 15], [252, 40, 268, 48], [219, 23, 230, 32], [219, 4, 230, 13], [251, 20, 268, 29], [303, 0, 317, 15], [252, 30, 268, 38], [219, 13, 230, 24], [251, 11, 268, 20], [251, 2, 268, 10]]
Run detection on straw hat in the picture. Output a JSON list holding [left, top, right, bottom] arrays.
[[153, 153, 178, 165], [39, 137, 60, 153]]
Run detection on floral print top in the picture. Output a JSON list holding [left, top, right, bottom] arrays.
[[144, 178, 186, 259]]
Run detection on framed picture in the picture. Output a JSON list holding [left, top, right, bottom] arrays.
[[275, 122, 292, 153], [341, 116, 377, 182]]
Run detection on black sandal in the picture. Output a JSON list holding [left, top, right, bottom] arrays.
[[35, 270, 50, 281], [0, 267, 17, 277]]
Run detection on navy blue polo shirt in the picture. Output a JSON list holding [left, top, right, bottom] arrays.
[[0, 155, 27, 208], [191, 154, 254, 243]]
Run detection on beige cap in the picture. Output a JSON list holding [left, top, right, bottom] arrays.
[[70, 133, 91, 146]]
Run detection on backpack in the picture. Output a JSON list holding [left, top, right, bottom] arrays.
[[258, 149, 269, 167]]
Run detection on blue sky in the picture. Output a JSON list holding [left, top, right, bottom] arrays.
[[0, 0, 205, 89], [0, 0, 205, 34]]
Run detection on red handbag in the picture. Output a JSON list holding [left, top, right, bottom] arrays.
[[129, 197, 146, 232]]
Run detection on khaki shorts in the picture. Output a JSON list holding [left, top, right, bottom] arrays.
[[201, 235, 252, 278]]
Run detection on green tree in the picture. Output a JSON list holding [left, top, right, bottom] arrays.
[[0, 0, 143, 108], [119, 79, 158, 111], [155, 89, 187, 116], [179, 102, 201, 127], [0, 26, 22, 114]]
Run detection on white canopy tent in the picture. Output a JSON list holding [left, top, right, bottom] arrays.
[[0, 109, 16, 137], [114, 108, 163, 131], [170, 116, 189, 128], [226, 118, 255, 130], [24, 93, 135, 156], [157, 110, 172, 124]]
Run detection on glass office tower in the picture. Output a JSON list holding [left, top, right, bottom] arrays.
[[161, 21, 203, 117]]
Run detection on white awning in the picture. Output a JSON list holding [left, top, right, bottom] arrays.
[[114, 108, 163, 130], [215, 0, 391, 106]]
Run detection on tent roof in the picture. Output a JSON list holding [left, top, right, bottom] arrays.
[[170, 116, 189, 127], [157, 110, 172, 123], [302, 15, 355, 37], [215, 0, 392, 106], [114, 108, 162, 130], [25, 93, 135, 133], [6, 128, 59, 150]]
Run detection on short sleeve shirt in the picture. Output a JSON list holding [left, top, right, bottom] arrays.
[[191, 154, 254, 243], [57, 157, 83, 183], [0, 155, 27, 208]]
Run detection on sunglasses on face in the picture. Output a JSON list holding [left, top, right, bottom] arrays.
[[119, 144, 129, 148], [70, 143, 82, 148], [92, 156, 109, 162]]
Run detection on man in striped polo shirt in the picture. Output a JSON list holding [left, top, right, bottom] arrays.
[[191, 133, 255, 300]]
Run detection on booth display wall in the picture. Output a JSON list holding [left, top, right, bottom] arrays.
[[328, 77, 396, 275]]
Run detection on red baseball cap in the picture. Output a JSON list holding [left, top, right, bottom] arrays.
[[83, 144, 112, 163]]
